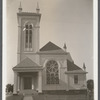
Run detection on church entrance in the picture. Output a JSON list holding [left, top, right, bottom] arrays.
[[24, 77, 32, 89], [20, 72, 38, 91], [13, 71, 42, 94]]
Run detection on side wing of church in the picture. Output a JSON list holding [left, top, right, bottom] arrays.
[[12, 3, 87, 94]]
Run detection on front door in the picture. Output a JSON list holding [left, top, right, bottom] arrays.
[[24, 77, 32, 89]]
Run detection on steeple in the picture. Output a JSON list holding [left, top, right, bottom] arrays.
[[17, 3, 41, 63], [18, 2, 22, 13], [63, 43, 67, 52], [36, 2, 40, 13]]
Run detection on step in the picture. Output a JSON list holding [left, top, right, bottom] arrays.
[[23, 95, 33, 100]]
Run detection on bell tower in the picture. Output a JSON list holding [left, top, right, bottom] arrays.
[[17, 3, 41, 63]]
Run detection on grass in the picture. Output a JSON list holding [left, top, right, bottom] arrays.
[[6, 94, 23, 100], [6, 94, 89, 100], [35, 94, 88, 100]]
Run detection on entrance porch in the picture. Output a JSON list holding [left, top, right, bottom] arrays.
[[13, 71, 42, 94]]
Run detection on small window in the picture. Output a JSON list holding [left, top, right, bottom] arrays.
[[74, 75, 78, 84]]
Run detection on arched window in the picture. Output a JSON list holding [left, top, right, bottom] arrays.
[[46, 60, 59, 84], [25, 24, 33, 51]]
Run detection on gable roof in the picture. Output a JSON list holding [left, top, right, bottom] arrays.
[[67, 60, 83, 71], [13, 57, 41, 68], [40, 41, 62, 51], [38, 41, 67, 54]]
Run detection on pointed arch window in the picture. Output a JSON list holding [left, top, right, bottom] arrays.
[[25, 24, 33, 51], [46, 60, 59, 84]]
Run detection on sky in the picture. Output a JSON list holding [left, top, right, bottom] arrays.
[[6, 0, 93, 84]]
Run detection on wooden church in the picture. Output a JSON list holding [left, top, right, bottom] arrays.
[[12, 3, 87, 94]]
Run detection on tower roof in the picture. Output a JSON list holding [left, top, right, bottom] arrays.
[[17, 2, 41, 21], [17, 12, 41, 22]]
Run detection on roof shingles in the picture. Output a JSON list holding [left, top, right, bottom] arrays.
[[40, 41, 62, 51], [67, 60, 82, 71], [39, 41, 67, 54], [14, 57, 41, 68]]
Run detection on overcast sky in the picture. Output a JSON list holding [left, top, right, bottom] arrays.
[[6, 0, 93, 84]]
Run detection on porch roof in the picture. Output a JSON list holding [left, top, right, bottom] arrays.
[[13, 57, 42, 71]]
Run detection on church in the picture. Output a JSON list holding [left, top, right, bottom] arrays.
[[12, 3, 87, 94]]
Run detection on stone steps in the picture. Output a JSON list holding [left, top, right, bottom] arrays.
[[23, 95, 33, 100], [19, 90, 38, 95]]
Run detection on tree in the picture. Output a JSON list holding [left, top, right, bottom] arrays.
[[6, 84, 13, 93], [87, 79, 94, 92]]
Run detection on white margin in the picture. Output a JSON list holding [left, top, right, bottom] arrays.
[[3, 0, 7, 100], [93, 0, 98, 100]]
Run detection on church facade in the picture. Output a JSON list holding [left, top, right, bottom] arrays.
[[13, 4, 87, 94]]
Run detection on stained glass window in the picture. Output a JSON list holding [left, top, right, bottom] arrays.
[[46, 60, 59, 84]]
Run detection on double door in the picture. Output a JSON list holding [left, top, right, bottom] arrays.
[[24, 77, 32, 89]]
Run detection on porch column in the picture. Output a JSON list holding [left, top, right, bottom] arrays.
[[21, 77, 23, 90], [66, 74, 69, 91], [38, 71, 42, 93], [32, 78, 34, 89], [17, 73, 20, 91], [13, 72, 18, 94]]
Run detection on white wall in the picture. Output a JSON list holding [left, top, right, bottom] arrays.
[[40, 53, 73, 90], [68, 74, 87, 90]]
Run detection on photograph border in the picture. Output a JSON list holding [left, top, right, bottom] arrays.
[[2, 0, 98, 100], [0, 0, 2, 99]]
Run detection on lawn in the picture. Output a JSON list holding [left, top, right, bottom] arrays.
[[6, 94, 23, 100], [6, 94, 89, 100]]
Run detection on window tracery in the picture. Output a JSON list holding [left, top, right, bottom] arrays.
[[46, 60, 59, 84]]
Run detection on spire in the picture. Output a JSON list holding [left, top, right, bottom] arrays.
[[18, 2, 22, 13], [63, 43, 67, 52], [36, 2, 40, 13], [83, 63, 86, 71]]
